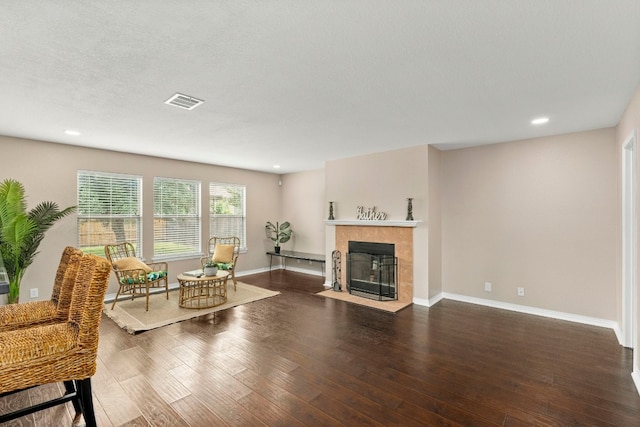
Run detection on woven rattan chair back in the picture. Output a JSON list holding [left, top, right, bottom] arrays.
[[202, 236, 240, 290], [53, 246, 84, 318], [0, 246, 83, 332], [0, 253, 111, 427], [104, 242, 169, 311], [104, 241, 137, 265]]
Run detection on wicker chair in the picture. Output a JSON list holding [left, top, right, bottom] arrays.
[[200, 236, 240, 291], [105, 242, 169, 311], [0, 253, 111, 427], [0, 246, 83, 332]]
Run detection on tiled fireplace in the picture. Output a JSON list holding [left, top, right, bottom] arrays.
[[334, 224, 414, 305]]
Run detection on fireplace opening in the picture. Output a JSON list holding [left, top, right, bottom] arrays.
[[347, 241, 398, 301]]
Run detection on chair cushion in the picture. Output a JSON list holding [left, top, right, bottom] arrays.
[[119, 270, 167, 285], [0, 323, 77, 369], [212, 244, 235, 263], [113, 257, 152, 273], [214, 262, 233, 271]]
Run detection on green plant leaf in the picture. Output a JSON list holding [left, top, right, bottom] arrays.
[[279, 221, 290, 230], [0, 179, 76, 303]]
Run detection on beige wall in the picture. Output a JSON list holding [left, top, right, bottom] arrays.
[[0, 108, 630, 326], [325, 145, 430, 298], [441, 128, 618, 319], [428, 145, 442, 298], [280, 169, 326, 254], [1, 135, 282, 299]]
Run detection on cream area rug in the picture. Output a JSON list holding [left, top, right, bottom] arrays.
[[103, 282, 279, 334]]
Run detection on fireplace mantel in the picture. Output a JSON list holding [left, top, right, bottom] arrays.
[[325, 220, 421, 228]]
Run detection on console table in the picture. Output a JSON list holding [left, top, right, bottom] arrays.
[[266, 250, 325, 277]]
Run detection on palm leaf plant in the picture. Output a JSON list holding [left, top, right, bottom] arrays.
[[265, 221, 292, 253], [0, 179, 76, 303]]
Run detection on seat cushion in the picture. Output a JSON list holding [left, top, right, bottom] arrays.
[[113, 257, 153, 273], [119, 270, 167, 284], [214, 262, 233, 271], [212, 244, 235, 263], [0, 323, 77, 369]]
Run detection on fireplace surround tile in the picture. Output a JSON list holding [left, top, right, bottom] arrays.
[[335, 225, 413, 304]]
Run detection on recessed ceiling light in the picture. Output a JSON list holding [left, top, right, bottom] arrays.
[[273, 165, 281, 169], [64, 130, 81, 136], [531, 117, 549, 125]]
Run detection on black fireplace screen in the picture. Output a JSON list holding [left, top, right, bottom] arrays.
[[346, 241, 398, 301]]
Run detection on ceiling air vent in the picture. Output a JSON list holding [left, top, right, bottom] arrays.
[[164, 93, 204, 110]]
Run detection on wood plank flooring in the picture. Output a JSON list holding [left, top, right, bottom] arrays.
[[2, 269, 640, 426]]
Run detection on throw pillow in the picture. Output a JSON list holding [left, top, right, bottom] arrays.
[[212, 244, 235, 263], [113, 257, 153, 273]]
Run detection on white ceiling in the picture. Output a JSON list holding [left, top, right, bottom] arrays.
[[1, 1, 639, 174]]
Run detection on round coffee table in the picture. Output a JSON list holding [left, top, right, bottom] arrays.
[[177, 270, 230, 309]]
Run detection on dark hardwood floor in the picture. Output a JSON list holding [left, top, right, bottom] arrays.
[[2, 269, 640, 426]]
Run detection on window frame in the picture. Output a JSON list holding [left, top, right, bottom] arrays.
[[153, 176, 202, 260], [76, 170, 143, 257], [209, 182, 247, 251]]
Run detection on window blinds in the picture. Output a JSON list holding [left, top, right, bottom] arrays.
[[154, 177, 201, 258], [77, 171, 142, 256], [209, 182, 246, 250]]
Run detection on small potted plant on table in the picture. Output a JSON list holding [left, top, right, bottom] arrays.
[[203, 260, 218, 276], [265, 221, 292, 253]]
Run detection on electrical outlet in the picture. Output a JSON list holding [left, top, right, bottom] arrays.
[[30, 288, 38, 298], [517, 287, 525, 297], [484, 282, 492, 292]]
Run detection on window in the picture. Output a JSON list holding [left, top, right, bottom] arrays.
[[153, 177, 201, 258], [209, 182, 246, 249], [77, 171, 142, 256]]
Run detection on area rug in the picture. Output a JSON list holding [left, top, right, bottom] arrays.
[[103, 282, 279, 334], [316, 289, 411, 313]]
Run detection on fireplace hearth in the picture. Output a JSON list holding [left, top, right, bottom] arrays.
[[347, 241, 398, 301]]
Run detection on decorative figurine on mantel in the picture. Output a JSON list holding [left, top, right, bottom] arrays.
[[406, 198, 414, 221], [328, 201, 335, 220], [356, 206, 387, 220]]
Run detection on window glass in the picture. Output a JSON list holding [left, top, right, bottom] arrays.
[[154, 177, 201, 258], [77, 171, 142, 256], [209, 182, 246, 250]]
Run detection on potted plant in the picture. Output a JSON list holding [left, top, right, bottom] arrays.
[[203, 260, 218, 276], [0, 179, 76, 303], [265, 221, 292, 253]]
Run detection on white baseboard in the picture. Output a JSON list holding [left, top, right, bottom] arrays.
[[412, 293, 446, 307], [633, 371, 640, 397], [438, 292, 619, 332], [272, 265, 325, 277], [236, 267, 271, 277], [613, 324, 624, 346], [412, 296, 431, 307]]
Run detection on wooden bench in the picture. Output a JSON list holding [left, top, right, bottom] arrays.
[[266, 250, 326, 277]]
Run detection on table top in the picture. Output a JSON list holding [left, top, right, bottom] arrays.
[[177, 270, 229, 282], [265, 250, 325, 261]]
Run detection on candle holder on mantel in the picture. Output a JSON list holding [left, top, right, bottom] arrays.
[[328, 201, 335, 220], [406, 198, 414, 221]]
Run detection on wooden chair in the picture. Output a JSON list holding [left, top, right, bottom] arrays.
[[0, 253, 111, 427], [105, 242, 168, 311], [0, 246, 83, 332], [201, 236, 240, 290]]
